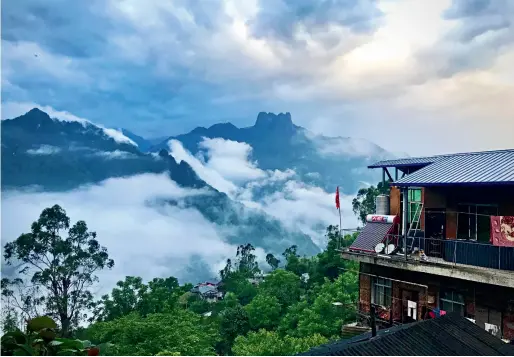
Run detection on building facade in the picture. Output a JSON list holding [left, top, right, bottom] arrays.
[[341, 149, 514, 341]]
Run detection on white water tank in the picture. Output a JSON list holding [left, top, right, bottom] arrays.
[[375, 194, 390, 215]]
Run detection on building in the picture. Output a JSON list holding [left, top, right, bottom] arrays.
[[190, 282, 223, 303], [299, 313, 514, 355], [340, 149, 514, 341]]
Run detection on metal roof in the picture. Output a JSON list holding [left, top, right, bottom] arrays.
[[368, 149, 514, 169], [298, 313, 514, 356], [368, 156, 443, 168], [393, 149, 514, 187]]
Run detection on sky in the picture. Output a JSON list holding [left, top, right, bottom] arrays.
[[2, 0, 514, 155]]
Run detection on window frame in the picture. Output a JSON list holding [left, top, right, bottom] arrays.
[[439, 290, 465, 316], [371, 277, 392, 308]]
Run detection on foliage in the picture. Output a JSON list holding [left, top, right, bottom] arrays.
[[92, 276, 186, 322], [293, 271, 358, 339], [245, 295, 281, 331], [265, 253, 280, 270], [352, 181, 389, 224], [217, 305, 250, 354], [2, 205, 114, 336], [282, 245, 311, 277], [259, 270, 302, 308], [232, 329, 328, 356], [87, 311, 218, 356], [1, 316, 99, 356]]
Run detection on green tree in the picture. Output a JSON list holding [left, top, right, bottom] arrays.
[[259, 270, 302, 308], [92, 276, 186, 322], [352, 181, 389, 224], [217, 305, 250, 355], [265, 253, 280, 270], [245, 294, 281, 331], [310, 227, 358, 284], [282, 245, 311, 276], [294, 270, 358, 339], [88, 311, 218, 356], [2, 205, 114, 336], [232, 329, 327, 356]]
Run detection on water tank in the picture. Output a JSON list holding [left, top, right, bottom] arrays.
[[375, 194, 390, 215]]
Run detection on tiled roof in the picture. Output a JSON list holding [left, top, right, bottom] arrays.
[[394, 149, 514, 187], [299, 314, 514, 356], [349, 222, 394, 253]]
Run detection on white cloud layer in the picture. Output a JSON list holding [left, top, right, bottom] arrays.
[[1, 174, 234, 292]]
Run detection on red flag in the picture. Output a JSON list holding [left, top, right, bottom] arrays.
[[335, 186, 340, 210]]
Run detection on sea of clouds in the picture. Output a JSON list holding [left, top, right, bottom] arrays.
[[1, 137, 358, 294]]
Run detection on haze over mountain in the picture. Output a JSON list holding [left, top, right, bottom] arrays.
[[2, 107, 394, 284]]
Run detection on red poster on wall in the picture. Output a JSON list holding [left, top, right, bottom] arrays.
[[490, 216, 514, 247]]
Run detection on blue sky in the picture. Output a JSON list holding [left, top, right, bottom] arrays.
[[2, 0, 513, 155]]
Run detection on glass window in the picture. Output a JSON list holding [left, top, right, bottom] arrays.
[[372, 277, 392, 308], [408, 189, 422, 224], [440, 290, 465, 316]]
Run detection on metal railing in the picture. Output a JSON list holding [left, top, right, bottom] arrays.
[[349, 233, 514, 272]]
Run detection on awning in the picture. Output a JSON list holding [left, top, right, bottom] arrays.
[[350, 222, 396, 253]]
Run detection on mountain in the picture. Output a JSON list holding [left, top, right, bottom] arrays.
[[1, 108, 320, 258], [1, 108, 168, 191], [151, 112, 392, 194], [119, 128, 154, 152]]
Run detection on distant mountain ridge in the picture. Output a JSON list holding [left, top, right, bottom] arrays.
[[1, 108, 320, 260], [150, 111, 392, 194]]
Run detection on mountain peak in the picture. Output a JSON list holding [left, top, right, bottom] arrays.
[[255, 112, 293, 129]]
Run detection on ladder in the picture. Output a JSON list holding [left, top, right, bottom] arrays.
[[408, 202, 423, 252]]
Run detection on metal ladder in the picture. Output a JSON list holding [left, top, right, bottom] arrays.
[[408, 202, 423, 252]]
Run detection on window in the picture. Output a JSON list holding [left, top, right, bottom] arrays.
[[408, 189, 422, 224], [372, 277, 392, 308], [440, 290, 465, 316], [457, 204, 498, 241]]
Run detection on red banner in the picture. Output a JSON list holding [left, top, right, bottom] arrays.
[[490, 216, 514, 247]]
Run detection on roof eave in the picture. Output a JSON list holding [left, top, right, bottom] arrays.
[[393, 181, 514, 188]]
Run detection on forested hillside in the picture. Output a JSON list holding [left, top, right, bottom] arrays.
[[1, 205, 359, 356]]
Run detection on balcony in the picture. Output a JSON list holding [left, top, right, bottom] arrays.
[[341, 233, 514, 288]]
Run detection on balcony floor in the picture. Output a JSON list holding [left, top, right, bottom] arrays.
[[340, 249, 514, 289]]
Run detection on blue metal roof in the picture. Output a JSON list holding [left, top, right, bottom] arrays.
[[368, 148, 514, 169], [368, 155, 447, 168], [393, 149, 514, 187]]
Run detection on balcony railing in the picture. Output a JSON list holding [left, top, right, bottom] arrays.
[[350, 233, 514, 272]]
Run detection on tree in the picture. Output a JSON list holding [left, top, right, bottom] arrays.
[[88, 311, 218, 356], [259, 270, 302, 308], [217, 305, 250, 355], [282, 245, 310, 276], [294, 270, 358, 339], [2, 205, 114, 337], [310, 227, 358, 284], [265, 253, 280, 271], [245, 294, 281, 331], [352, 181, 389, 224], [232, 329, 327, 356]]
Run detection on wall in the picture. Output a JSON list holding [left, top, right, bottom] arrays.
[[390, 187, 401, 216], [357, 263, 514, 339]]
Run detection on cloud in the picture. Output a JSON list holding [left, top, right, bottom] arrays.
[[168, 139, 239, 196], [1, 173, 235, 292], [2, 0, 513, 156], [27, 145, 61, 155], [169, 138, 360, 246], [93, 150, 137, 160], [198, 137, 267, 183]]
